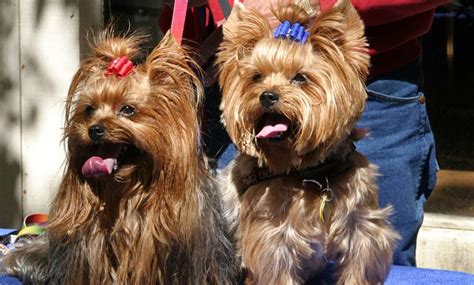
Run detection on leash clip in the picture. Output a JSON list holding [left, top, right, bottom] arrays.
[[303, 178, 334, 223]]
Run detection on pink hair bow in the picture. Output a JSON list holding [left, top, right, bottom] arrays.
[[105, 56, 134, 77]]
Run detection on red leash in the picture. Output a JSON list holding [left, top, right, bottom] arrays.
[[170, 0, 189, 45]]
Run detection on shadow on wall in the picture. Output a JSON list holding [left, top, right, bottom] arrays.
[[0, 0, 77, 228], [0, 145, 21, 227], [0, 0, 22, 228]]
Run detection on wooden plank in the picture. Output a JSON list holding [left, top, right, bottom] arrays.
[[18, 0, 80, 216], [0, 0, 22, 228], [0, 0, 101, 227]]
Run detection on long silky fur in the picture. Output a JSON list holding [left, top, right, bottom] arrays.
[[1, 28, 238, 284], [218, 1, 399, 284]]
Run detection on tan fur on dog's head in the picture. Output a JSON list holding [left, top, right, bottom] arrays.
[[218, 0, 369, 172]]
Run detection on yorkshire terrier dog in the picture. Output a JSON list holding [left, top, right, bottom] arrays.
[[1, 30, 238, 284], [218, 1, 399, 284]]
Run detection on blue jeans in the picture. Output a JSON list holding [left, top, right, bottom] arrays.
[[355, 60, 438, 266], [212, 60, 437, 267]]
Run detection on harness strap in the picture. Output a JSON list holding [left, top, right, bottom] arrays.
[[171, 0, 189, 45]]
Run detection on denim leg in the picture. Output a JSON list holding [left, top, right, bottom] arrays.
[[355, 72, 438, 266], [202, 83, 232, 169]]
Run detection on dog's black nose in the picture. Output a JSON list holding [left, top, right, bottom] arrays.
[[88, 125, 105, 141], [260, 91, 279, 108]]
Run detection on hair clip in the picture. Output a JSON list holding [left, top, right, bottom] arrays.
[[274, 20, 309, 44], [105, 56, 134, 78]]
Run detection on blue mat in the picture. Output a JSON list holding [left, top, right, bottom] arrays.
[[0, 229, 16, 237], [388, 265, 474, 284], [0, 276, 21, 285], [1, 266, 473, 284]]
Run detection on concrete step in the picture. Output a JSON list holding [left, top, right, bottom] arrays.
[[416, 170, 474, 273], [417, 213, 474, 273]]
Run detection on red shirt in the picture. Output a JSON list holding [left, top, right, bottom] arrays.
[[321, 0, 449, 77]]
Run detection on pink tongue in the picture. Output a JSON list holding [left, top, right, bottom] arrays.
[[81, 156, 117, 178], [256, 124, 288, 139]]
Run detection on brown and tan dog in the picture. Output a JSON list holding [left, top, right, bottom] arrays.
[[218, 1, 399, 284], [1, 30, 238, 284]]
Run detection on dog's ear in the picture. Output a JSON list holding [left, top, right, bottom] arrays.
[[308, 0, 369, 77], [146, 31, 202, 102], [146, 32, 199, 89], [219, 2, 271, 62], [147, 31, 186, 82]]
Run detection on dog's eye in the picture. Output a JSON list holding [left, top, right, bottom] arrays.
[[291, 73, 307, 84], [85, 106, 95, 117], [251, 73, 262, 82], [119, 105, 135, 117]]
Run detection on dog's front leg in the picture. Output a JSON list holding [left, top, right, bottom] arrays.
[[328, 206, 399, 285], [238, 188, 325, 285], [239, 218, 304, 285]]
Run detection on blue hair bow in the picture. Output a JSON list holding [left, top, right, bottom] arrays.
[[274, 21, 309, 44]]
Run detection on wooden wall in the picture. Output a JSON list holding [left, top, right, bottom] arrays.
[[0, 0, 101, 228]]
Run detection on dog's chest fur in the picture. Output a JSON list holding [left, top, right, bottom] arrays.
[[229, 154, 357, 277]]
